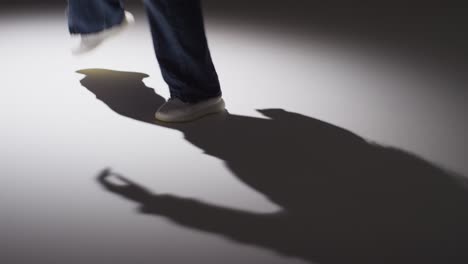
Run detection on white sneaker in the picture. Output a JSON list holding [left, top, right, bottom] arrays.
[[71, 11, 134, 55], [155, 96, 226, 123]]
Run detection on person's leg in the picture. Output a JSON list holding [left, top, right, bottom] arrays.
[[67, 0, 134, 55], [67, 0, 125, 34], [143, 0, 222, 103]]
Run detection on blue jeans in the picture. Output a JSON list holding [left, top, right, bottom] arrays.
[[68, 0, 222, 103]]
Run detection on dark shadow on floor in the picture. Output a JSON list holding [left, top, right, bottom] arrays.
[[78, 69, 468, 264]]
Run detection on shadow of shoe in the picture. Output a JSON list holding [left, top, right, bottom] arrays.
[[77, 69, 165, 124]]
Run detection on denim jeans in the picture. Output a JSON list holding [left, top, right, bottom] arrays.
[[68, 0, 222, 103]]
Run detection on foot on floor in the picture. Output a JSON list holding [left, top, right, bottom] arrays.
[[155, 96, 226, 123]]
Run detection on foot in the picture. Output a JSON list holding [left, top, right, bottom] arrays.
[[71, 11, 134, 55], [155, 96, 226, 123]]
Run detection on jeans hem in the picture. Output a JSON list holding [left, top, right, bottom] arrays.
[[171, 91, 223, 104], [68, 11, 125, 35]]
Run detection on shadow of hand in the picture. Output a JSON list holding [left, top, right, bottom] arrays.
[[97, 169, 154, 203]]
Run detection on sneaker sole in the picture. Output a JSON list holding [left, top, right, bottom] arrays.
[[155, 98, 226, 123]]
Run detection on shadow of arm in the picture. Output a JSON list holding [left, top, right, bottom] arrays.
[[139, 194, 281, 245], [96, 170, 285, 251]]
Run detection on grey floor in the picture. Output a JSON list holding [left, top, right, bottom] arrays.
[[1, 3, 468, 264]]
